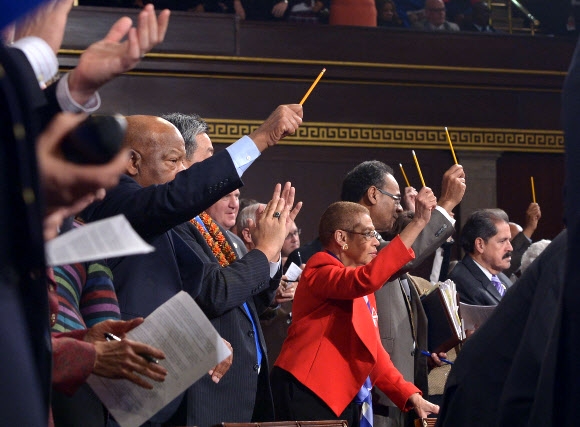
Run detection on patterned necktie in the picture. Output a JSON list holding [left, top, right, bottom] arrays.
[[355, 296, 374, 427], [491, 275, 505, 297]]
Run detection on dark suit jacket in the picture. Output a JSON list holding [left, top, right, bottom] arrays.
[[373, 208, 454, 423], [0, 44, 61, 426], [436, 230, 566, 427], [81, 152, 243, 319], [503, 231, 531, 278], [448, 255, 512, 305], [173, 222, 279, 426]]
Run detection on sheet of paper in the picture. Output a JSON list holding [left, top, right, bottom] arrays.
[[45, 214, 154, 266], [87, 291, 231, 427], [285, 262, 303, 282], [459, 302, 496, 331]]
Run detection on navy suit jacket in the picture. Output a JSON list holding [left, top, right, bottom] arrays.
[[81, 151, 243, 319], [449, 254, 512, 305], [0, 44, 62, 426], [173, 221, 279, 426]]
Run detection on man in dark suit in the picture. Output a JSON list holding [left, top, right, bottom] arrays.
[[340, 161, 466, 427], [449, 209, 513, 305], [81, 110, 301, 425], [166, 111, 296, 425], [436, 230, 566, 427], [1, 2, 170, 424]]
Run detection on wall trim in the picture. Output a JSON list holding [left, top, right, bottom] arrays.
[[207, 120, 564, 153]]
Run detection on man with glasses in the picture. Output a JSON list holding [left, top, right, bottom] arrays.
[[415, 0, 459, 31], [282, 221, 301, 266], [340, 160, 466, 427]]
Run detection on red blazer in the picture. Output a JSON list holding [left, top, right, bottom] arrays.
[[275, 236, 421, 416]]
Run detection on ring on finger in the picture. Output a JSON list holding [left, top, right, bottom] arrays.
[[273, 211, 281, 218]]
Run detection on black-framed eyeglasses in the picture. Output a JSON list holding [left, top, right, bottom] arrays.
[[375, 187, 402, 206], [344, 229, 382, 241]]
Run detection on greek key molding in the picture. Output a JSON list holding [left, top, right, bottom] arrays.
[[206, 120, 564, 153]]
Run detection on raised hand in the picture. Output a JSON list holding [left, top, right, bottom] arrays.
[[438, 164, 466, 215], [67, 4, 170, 105], [249, 105, 303, 151]]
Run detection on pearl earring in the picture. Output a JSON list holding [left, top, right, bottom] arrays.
[[342, 244, 348, 250]]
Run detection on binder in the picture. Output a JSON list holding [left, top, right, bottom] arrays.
[[420, 282, 463, 353]]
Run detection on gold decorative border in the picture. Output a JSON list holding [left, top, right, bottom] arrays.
[[207, 120, 564, 153]]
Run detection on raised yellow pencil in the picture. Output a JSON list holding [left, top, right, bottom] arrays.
[[531, 176, 536, 203], [445, 127, 458, 165], [399, 163, 411, 187], [412, 150, 426, 187], [299, 68, 326, 105]]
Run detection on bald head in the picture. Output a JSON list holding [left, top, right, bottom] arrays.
[[124, 115, 187, 187]]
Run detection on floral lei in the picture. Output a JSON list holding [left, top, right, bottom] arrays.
[[191, 212, 237, 267]]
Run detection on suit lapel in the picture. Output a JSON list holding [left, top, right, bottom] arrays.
[[463, 256, 502, 303]]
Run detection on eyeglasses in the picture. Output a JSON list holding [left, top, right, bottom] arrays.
[[344, 229, 382, 241], [285, 229, 302, 240], [375, 187, 402, 206]]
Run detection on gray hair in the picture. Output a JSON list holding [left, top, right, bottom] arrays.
[[161, 113, 208, 161], [520, 239, 551, 273], [236, 203, 263, 231]]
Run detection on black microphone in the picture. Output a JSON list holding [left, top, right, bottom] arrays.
[[61, 114, 127, 165]]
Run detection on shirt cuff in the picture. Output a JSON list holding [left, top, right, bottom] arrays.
[[269, 254, 281, 278], [225, 135, 261, 177], [56, 73, 101, 113], [12, 36, 58, 89], [435, 205, 456, 226]]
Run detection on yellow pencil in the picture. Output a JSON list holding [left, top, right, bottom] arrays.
[[445, 127, 458, 165], [399, 163, 411, 187], [412, 150, 426, 187], [299, 68, 326, 105], [531, 176, 536, 203]]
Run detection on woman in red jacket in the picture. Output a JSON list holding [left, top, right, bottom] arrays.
[[272, 196, 440, 427]]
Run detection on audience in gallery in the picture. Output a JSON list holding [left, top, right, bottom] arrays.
[[76, 0, 503, 32]]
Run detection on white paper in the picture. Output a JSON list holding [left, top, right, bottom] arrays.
[[45, 214, 154, 266], [459, 302, 496, 331], [87, 291, 231, 427], [438, 279, 463, 340], [284, 262, 303, 282]]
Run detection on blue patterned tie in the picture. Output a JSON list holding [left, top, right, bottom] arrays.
[[355, 296, 374, 427], [491, 275, 505, 297], [356, 376, 373, 427]]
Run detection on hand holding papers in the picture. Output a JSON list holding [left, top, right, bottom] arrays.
[[421, 279, 463, 353], [88, 292, 231, 427], [285, 262, 303, 282]]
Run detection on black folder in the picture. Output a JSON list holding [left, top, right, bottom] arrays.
[[421, 287, 462, 353]]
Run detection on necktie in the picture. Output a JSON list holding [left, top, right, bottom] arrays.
[[355, 296, 374, 427], [491, 275, 505, 297]]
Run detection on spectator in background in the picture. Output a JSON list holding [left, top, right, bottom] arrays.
[[329, 0, 377, 26], [376, 0, 404, 27], [461, 0, 496, 32], [504, 202, 541, 278], [233, 0, 290, 21], [282, 221, 301, 266], [520, 239, 551, 274], [415, 0, 460, 31], [287, 0, 330, 24]]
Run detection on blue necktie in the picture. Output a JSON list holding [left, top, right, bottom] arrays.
[[491, 275, 505, 297], [355, 296, 374, 427]]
